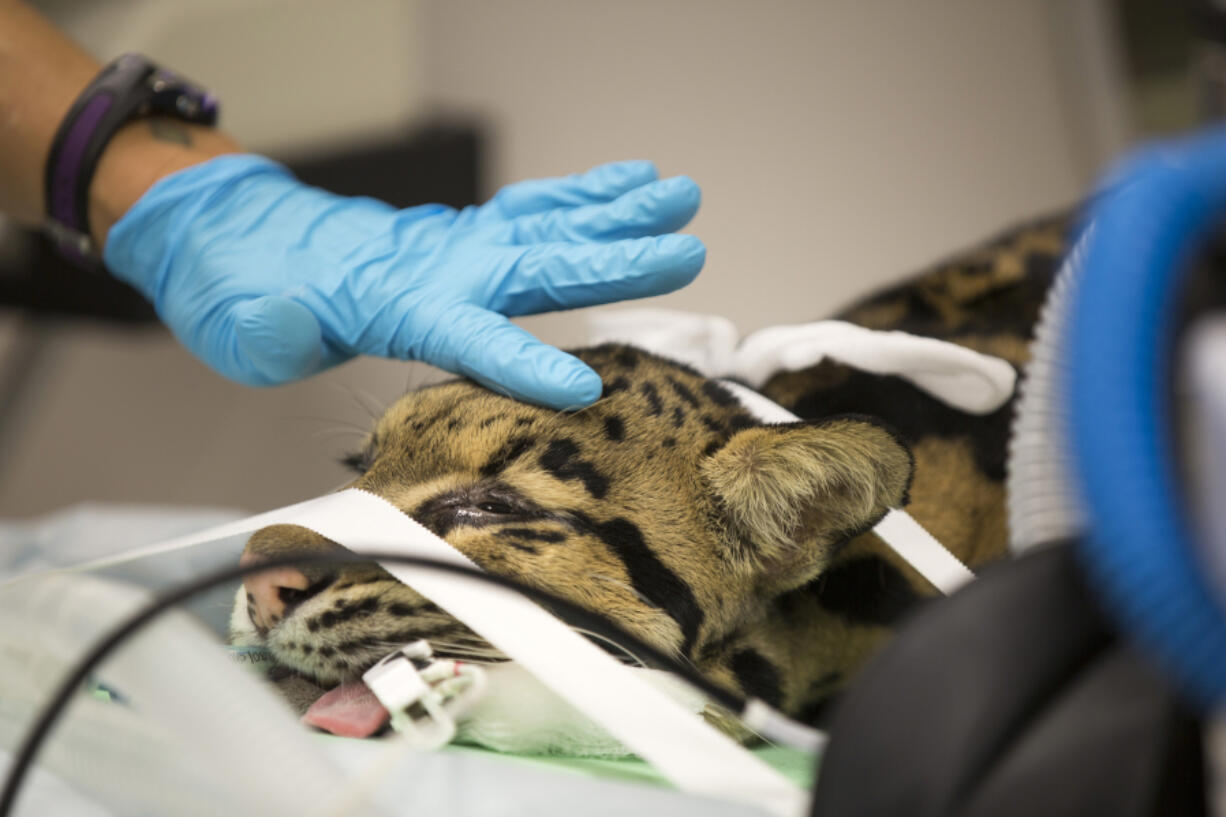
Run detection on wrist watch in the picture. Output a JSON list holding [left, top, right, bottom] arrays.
[[43, 53, 219, 267]]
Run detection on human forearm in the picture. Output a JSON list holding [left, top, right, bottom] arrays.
[[89, 117, 240, 250], [0, 0, 239, 247], [0, 0, 98, 223]]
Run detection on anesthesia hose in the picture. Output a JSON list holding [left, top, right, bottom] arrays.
[[1068, 128, 1226, 706]]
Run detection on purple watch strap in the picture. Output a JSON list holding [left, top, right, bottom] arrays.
[[48, 95, 113, 258]]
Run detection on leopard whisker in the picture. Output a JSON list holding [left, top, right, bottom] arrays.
[[402, 360, 431, 396], [569, 626, 646, 667], [338, 383, 389, 423], [307, 427, 374, 441], [367, 633, 507, 662], [419, 642, 508, 661], [431, 637, 496, 650], [282, 414, 373, 435], [544, 394, 613, 426]]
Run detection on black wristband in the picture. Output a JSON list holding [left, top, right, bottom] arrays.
[[42, 53, 218, 267]]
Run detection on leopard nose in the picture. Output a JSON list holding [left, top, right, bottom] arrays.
[[240, 551, 311, 631]]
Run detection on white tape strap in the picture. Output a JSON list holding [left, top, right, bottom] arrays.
[[57, 491, 807, 817], [872, 510, 975, 594], [52, 493, 341, 577], [718, 381, 803, 425], [719, 380, 974, 596]]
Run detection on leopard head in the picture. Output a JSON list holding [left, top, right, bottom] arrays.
[[232, 344, 913, 697]]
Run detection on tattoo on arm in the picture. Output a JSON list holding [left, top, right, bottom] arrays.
[[148, 119, 193, 147]]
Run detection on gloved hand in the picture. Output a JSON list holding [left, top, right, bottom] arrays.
[[103, 155, 704, 409]]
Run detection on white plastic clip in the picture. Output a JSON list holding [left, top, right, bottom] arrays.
[[362, 640, 486, 749]]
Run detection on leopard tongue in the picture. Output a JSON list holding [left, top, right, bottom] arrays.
[[301, 680, 390, 738]]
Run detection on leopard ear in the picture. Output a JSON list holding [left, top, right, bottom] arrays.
[[701, 418, 913, 594]]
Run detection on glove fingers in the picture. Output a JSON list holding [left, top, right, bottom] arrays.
[[231, 296, 328, 385], [398, 303, 603, 409], [509, 176, 701, 244], [485, 160, 659, 220], [489, 233, 706, 315]]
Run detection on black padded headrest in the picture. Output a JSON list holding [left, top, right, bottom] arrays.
[[809, 544, 1204, 817]]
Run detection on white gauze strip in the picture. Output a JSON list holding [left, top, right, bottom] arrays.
[[57, 490, 808, 817], [719, 380, 974, 595], [588, 309, 1016, 415], [732, 321, 1016, 415]]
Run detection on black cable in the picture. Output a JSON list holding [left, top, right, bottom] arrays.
[[0, 550, 750, 817]]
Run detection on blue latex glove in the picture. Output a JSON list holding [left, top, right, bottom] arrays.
[[103, 155, 704, 409]]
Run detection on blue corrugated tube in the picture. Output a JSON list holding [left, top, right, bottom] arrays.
[[1069, 127, 1226, 707]]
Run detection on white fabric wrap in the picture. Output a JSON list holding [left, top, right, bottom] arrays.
[[588, 309, 1017, 415]]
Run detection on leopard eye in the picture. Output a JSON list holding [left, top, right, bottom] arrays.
[[278, 586, 310, 606], [475, 501, 517, 515], [339, 449, 375, 475]]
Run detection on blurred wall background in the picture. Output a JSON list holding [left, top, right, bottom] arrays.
[[0, 0, 1135, 516]]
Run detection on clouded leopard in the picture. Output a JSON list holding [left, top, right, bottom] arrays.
[[231, 211, 1069, 730]]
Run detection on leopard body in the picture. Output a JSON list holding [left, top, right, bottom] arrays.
[[232, 211, 1071, 724]]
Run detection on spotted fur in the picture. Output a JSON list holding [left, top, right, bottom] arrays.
[[232, 211, 1072, 727]]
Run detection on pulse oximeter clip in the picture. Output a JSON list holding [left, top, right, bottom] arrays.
[[362, 640, 487, 748]]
